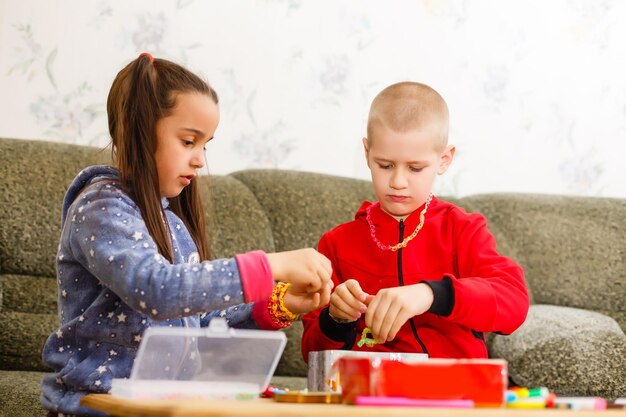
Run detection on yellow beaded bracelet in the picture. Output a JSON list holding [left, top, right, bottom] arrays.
[[276, 283, 299, 321], [268, 283, 298, 327]]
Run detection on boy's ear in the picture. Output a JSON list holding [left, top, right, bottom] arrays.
[[437, 145, 455, 175], [362, 137, 371, 168]]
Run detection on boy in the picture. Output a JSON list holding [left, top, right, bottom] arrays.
[[301, 82, 529, 360]]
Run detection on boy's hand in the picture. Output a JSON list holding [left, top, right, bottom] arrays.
[[329, 279, 372, 321], [283, 281, 332, 315], [266, 248, 332, 293], [364, 283, 434, 343]]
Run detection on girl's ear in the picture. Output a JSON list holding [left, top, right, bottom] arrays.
[[362, 137, 371, 168], [437, 145, 455, 175]]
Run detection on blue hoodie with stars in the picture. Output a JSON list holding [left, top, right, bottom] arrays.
[[41, 166, 275, 416]]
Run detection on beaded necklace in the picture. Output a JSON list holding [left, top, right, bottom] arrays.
[[366, 193, 433, 252]]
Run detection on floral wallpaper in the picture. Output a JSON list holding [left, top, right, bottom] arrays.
[[1, 0, 625, 198]]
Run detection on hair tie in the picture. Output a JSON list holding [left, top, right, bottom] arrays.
[[139, 52, 154, 63]]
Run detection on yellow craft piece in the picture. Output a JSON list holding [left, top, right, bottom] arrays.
[[357, 327, 380, 348]]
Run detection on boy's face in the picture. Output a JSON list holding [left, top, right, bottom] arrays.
[[364, 125, 454, 219]]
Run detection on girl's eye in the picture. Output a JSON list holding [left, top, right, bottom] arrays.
[[183, 139, 194, 146], [378, 164, 392, 169]]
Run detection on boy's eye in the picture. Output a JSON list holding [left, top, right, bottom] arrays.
[[182, 139, 194, 146], [378, 164, 392, 169], [410, 166, 423, 173]]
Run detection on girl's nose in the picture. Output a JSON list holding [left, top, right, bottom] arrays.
[[191, 150, 205, 169]]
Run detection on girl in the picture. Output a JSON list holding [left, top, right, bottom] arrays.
[[41, 53, 332, 417]]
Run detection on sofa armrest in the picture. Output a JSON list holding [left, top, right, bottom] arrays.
[[489, 304, 626, 399]]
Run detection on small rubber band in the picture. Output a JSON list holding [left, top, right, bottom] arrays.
[[139, 52, 154, 63]]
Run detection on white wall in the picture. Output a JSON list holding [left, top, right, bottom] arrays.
[[1, 0, 625, 198]]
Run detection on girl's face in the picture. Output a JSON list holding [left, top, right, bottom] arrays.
[[155, 92, 220, 198]]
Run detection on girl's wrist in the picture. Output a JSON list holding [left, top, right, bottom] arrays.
[[283, 292, 303, 315], [265, 252, 281, 281]]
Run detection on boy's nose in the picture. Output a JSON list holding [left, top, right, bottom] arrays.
[[389, 170, 408, 189]]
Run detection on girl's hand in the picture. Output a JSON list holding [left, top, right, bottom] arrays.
[[364, 283, 434, 343], [283, 281, 333, 315], [329, 279, 372, 321], [266, 248, 332, 294]]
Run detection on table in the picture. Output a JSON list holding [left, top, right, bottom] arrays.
[[81, 394, 626, 417]]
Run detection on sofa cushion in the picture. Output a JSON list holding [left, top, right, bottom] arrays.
[[0, 275, 57, 314], [0, 370, 48, 417], [0, 312, 57, 371], [231, 170, 376, 251], [490, 304, 626, 398], [269, 375, 307, 391], [462, 194, 626, 330], [0, 138, 108, 277], [275, 320, 307, 377], [201, 175, 275, 258]]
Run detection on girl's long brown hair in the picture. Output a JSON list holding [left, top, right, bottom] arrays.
[[107, 55, 217, 262]]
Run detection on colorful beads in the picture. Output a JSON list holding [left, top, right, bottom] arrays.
[[268, 283, 298, 327]]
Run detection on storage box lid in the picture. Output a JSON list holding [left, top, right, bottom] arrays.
[[127, 318, 286, 391]]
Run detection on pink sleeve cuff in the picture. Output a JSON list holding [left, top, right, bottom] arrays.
[[235, 250, 273, 303], [252, 298, 283, 330]]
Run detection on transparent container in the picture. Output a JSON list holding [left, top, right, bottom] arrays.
[[111, 318, 286, 400]]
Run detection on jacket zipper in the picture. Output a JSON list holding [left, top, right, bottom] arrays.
[[398, 220, 429, 355]]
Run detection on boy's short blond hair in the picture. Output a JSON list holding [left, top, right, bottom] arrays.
[[367, 81, 449, 151]]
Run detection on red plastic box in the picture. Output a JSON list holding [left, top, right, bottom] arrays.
[[336, 357, 508, 407]]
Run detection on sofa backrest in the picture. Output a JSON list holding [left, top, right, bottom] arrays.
[[231, 170, 377, 250], [0, 138, 109, 277], [460, 194, 625, 331], [1, 137, 624, 376]]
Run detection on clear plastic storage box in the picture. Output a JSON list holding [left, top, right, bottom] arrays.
[[110, 318, 286, 400]]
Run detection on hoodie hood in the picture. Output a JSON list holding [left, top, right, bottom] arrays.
[[61, 165, 120, 227], [355, 200, 375, 221]]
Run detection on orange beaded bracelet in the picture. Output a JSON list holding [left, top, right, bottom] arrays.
[[268, 283, 299, 327]]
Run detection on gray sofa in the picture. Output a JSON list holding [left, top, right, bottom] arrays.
[[0, 137, 624, 416]]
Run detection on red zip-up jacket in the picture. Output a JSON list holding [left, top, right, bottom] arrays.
[[301, 197, 529, 361]]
